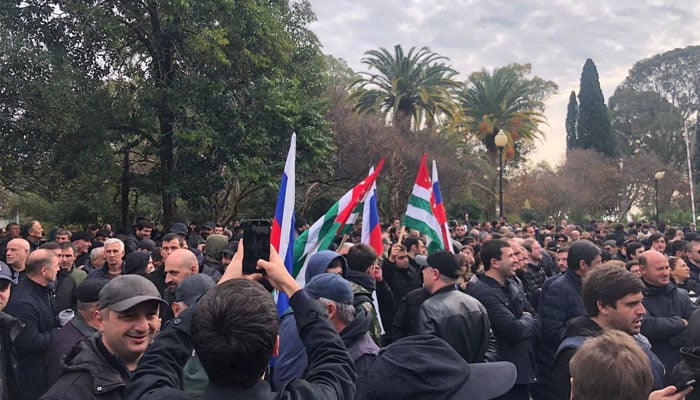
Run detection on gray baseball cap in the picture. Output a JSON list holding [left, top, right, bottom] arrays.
[[99, 275, 167, 312], [175, 274, 216, 307]]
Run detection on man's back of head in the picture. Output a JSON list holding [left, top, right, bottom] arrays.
[[569, 330, 652, 400], [192, 279, 278, 388], [567, 240, 602, 276], [346, 243, 377, 273]]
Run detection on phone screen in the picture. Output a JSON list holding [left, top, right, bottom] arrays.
[[242, 219, 271, 275]]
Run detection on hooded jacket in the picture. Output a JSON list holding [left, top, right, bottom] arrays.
[[201, 235, 228, 281], [339, 308, 379, 399], [40, 334, 131, 400]]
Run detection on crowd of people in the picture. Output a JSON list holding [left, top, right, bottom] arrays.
[[0, 216, 699, 399]]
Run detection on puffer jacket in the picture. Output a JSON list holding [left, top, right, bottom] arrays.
[[641, 280, 696, 371], [417, 285, 493, 363], [40, 334, 131, 400]]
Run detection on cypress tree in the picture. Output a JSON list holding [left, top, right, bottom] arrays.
[[565, 90, 578, 150], [576, 59, 615, 156]]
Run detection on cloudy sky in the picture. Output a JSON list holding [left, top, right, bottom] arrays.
[[306, 0, 700, 166]]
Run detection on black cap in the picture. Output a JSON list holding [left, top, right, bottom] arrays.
[[71, 231, 93, 242], [76, 279, 109, 303], [137, 238, 156, 252], [170, 222, 188, 236], [426, 250, 461, 279]]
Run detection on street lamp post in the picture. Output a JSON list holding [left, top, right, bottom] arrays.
[[654, 170, 665, 224], [495, 130, 508, 218]]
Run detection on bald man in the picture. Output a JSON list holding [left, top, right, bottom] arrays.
[[639, 250, 696, 372], [6, 238, 30, 283], [162, 249, 199, 324]]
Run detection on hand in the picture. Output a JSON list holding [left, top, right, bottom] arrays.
[[649, 385, 692, 400], [683, 319, 689, 326], [369, 264, 383, 282], [256, 246, 300, 297], [389, 244, 402, 262], [218, 240, 263, 284]]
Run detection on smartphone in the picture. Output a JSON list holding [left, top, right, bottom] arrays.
[[678, 379, 697, 391], [242, 219, 271, 275]]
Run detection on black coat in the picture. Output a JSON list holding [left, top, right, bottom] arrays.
[[5, 278, 60, 400], [0, 312, 21, 400], [381, 259, 421, 310], [124, 289, 357, 400], [466, 275, 539, 384], [40, 334, 130, 400], [46, 314, 98, 386], [641, 280, 696, 371]]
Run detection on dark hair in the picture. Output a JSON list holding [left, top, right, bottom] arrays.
[[135, 219, 154, 230], [648, 233, 664, 243], [346, 243, 377, 272], [568, 240, 601, 271], [479, 239, 510, 271], [402, 237, 421, 252], [192, 280, 279, 387], [583, 264, 644, 317], [625, 259, 640, 271], [20, 220, 37, 238], [58, 241, 77, 254], [626, 241, 644, 256], [161, 232, 184, 247], [669, 257, 686, 271], [5, 223, 18, 230], [38, 241, 60, 251], [669, 240, 687, 256]]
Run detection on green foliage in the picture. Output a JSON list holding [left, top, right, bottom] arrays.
[[0, 0, 331, 226], [350, 45, 460, 132], [575, 59, 616, 156]]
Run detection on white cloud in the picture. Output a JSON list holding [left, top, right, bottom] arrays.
[[307, 0, 700, 166]]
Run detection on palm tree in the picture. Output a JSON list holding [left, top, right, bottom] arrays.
[[456, 65, 553, 165], [350, 45, 460, 133]]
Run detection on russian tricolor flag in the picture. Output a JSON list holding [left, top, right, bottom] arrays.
[[431, 160, 453, 253], [361, 167, 383, 256], [271, 133, 296, 314]]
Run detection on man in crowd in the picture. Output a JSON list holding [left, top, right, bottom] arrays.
[[552, 264, 664, 399], [20, 220, 43, 252], [71, 231, 93, 269], [86, 238, 125, 280], [83, 247, 105, 274], [6, 249, 60, 400], [685, 240, 700, 282], [522, 238, 547, 309], [554, 246, 568, 275], [417, 250, 494, 363], [640, 249, 696, 372], [6, 238, 30, 283], [345, 243, 391, 346], [306, 273, 379, 397], [46, 279, 109, 385], [0, 260, 20, 400], [54, 229, 71, 243], [125, 219, 154, 254], [124, 244, 356, 399], [467, 239, 539, 399], [160, 233, 185, 265], [54, 242, 86, 312], [535, 240, 601, 400], [40, 275, 166, 399], [273, 250, 347, 390], [381, 243, 421, 311]]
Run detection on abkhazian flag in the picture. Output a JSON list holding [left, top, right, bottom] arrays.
[[361, 167, 383, 256], [431, 160, 453, 253], [293, 158, 385, 286], [403, 153, 444, 253], [270, 133, 296, 314]]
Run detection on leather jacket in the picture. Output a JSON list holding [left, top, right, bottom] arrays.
[[417, 285, 496, 363]]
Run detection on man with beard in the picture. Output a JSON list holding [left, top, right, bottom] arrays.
[[522, 238, 547, 309], [161, 249, 199, 324], [467, 239, 539, 400], [552, 264, 665, 399]]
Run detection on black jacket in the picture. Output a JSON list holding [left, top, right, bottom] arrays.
[[641, 279, 696, 371], [40, 334, 131, 400], [339, 308, 379, 400], [391, 287, 429, 342], [0, 312, 21, 400], [124, 289, 356, 400], [381, 258, 421, 310], [46, 314, 98, 385], [5, 277, 60, 400], [417, 285, 495, 363], [466, 275, 539, 384]]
